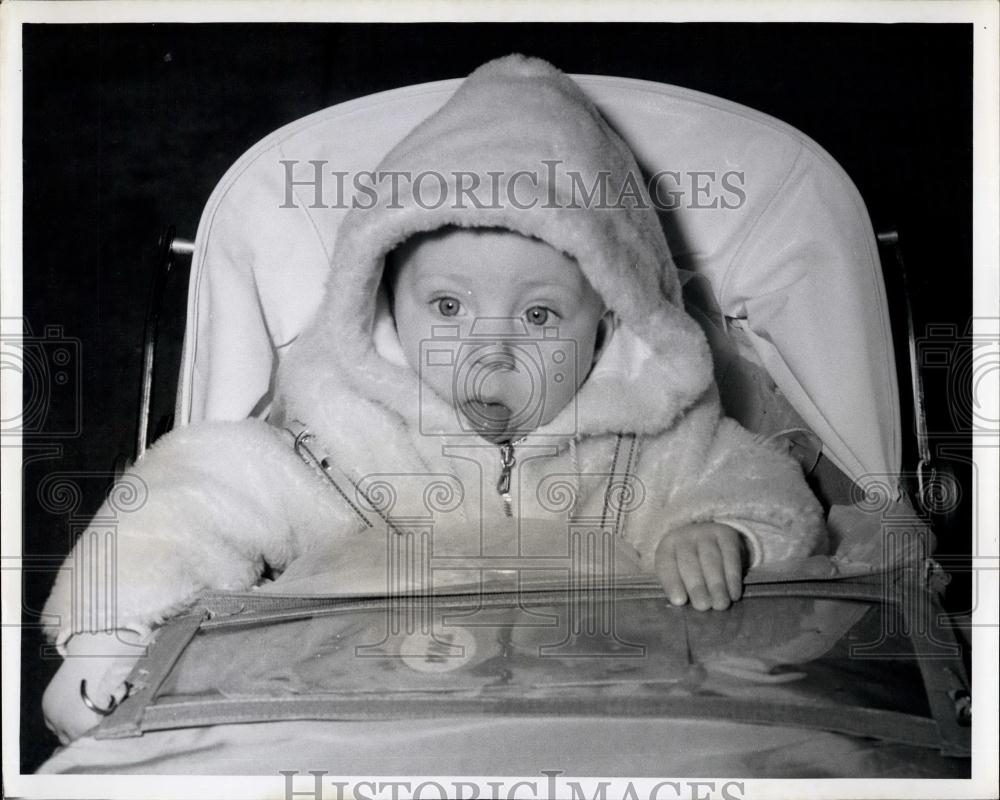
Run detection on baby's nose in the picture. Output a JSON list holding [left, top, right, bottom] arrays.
[[471, 343, 519, 372], [458, 320, 537, 403]]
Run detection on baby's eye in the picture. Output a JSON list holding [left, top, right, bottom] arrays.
[[525, 306, 553, 326], [436, 297, 462, 317]]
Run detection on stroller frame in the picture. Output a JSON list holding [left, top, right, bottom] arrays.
[[101, 72, 973, 771]]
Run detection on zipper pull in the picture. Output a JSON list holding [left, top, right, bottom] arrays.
[[497, 441, 517, 517]]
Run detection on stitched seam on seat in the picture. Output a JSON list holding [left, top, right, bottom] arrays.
[[718, 142, 805, 311], [277, 141, 335, 267]]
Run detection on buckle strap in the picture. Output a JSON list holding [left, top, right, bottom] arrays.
[[283, 419, 376, 529], [94, 611, 207, 740]]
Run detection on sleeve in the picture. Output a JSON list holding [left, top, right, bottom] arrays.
[[41, 419, 360, 653], [629, 394, 827, 570]]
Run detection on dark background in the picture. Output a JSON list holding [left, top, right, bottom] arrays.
[[19, 23, 973, 771]]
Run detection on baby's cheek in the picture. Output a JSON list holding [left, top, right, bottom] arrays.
[[542, 342, 591, 418], [543, 376, 577, 423]]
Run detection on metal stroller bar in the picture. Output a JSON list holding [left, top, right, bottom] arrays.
[[135, 228, 194, 463], [876, 228, 937, 516]]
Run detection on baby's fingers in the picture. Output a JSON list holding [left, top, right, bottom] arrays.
[[717, 531, 745, 602], [696, 539, 732, 610], [97, 659, 137, 701], [676, 543, 711, 611], [108, 678, 133, 708], [656, 544, 688, 606]]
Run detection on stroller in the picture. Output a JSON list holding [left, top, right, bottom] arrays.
[[39, 73, 971, 777]]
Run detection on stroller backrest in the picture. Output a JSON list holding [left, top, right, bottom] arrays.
[[176, 75, 899, 487]]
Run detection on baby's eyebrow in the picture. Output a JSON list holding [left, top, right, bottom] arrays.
[[515, 281, 585, 299], [413, 272, 474, 290], [525, 281, 575, 290]]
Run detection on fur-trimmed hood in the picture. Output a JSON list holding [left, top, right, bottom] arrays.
[[273, 54, 714, 464]]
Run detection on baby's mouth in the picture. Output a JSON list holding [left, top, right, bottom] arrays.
[[461, 399, 514, 444]]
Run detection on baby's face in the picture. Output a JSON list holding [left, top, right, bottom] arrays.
[[387, 228, 608, 442]]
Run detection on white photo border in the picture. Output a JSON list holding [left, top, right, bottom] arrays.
[[2, 2, 997, 799]]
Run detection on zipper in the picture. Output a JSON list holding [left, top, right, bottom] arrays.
[[496, 440, 519, 517]]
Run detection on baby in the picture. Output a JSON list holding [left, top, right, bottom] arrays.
[[41, 55, 825, 744], [384, 225, 750, 606]]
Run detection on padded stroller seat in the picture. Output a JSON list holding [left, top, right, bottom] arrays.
[[176, 74, 899, 488]]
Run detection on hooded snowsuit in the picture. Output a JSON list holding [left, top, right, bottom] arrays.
[[42, 55, 825, 650]]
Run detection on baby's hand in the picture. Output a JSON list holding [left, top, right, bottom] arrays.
[[42, 630, 145, 745], [654, 523, 748, 611]]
